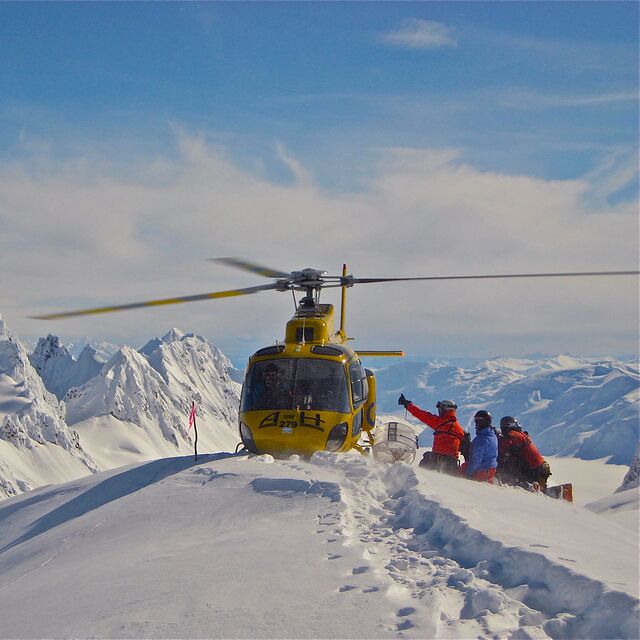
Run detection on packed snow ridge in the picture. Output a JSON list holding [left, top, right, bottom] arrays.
[[0, 453, 637, 639]]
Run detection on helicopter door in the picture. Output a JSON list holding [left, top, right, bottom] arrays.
[[349, 361, 368, 409]]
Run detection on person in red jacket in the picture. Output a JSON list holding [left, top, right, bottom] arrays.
[[398, 395, 466, 474], [497, 416, 551, 489]]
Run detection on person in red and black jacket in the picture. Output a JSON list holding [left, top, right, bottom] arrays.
[[398, 395, 466, 474], [497, 416, 551, 489]]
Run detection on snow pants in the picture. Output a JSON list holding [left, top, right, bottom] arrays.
[[471, 468, 497, 483], [460, 463, 496, 484], [419, 451, 460, 475]]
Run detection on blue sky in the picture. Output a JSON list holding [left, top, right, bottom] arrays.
[[2, 2, 637, 187], [0, 2, 638, 359]]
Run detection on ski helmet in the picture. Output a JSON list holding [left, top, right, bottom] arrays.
[[474, 410, 492, 428], [436, 399, 457, 411], [500, 416, 522, 432]]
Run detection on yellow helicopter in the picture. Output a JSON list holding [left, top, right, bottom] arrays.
[[33, 258, 639, 458]]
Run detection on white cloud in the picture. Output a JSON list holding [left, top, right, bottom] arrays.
[[498, 90, 638, 110], [381, 19, 456, 50], [0, 132, 637, 358]]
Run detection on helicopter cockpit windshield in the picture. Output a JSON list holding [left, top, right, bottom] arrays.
[[241, 359, 350, 413]]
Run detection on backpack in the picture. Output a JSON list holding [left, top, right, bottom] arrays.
[[460, 431, 472, 460]]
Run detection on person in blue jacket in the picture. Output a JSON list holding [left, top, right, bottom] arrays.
[[463, 410, 498, 483]]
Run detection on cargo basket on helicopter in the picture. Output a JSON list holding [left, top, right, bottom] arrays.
[[372, 421, 418, 464]]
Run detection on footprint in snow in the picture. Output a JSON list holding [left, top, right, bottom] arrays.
[[396, 619, 415, 631], [362, 586, 380, 593], [530, 543, 549, 548], [397, 607, 416, 617], [339, 585, 357, 592], [352, 566, 370, 575], [328, 553, 342, 560]]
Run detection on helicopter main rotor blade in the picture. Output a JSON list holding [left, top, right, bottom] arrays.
[[210, 257, 291, 279], [346, 270, 640, 285], [30, 283, 281, 320]]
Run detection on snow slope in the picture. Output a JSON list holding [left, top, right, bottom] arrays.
[[0, 453, 637, 639]]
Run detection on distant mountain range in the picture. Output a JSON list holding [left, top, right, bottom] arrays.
[[0, 313, 638, 499], [376, 355, 639, 464]]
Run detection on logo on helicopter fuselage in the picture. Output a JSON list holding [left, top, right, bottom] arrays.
[[257, 411, 326, 431]]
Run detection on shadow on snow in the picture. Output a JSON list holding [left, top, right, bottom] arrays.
[[0, 452, 240, 555]]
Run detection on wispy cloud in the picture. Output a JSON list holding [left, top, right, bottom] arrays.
[[380, 19, 456, 50], [498, 90, 638, 110], [582, 146, 639, 204], [274, 140, 312, 186]]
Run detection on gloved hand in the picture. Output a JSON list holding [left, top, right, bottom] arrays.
[[398, 393, 411, 408]]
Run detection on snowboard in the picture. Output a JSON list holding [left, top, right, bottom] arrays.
[[543, 483, 573, 502]]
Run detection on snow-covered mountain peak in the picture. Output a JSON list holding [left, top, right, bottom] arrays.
[[0, 314, 11, 340], [138, 328, 191, 357], [143, 330, 234, 384], [104, 344, 151, 372], [161, 327, 187, 343], [1, 327, 54, 407], [30, 334, 103, 401], [29, 334, 75, 396], [66, 337, 120, 362], [31, 333, 70, 365], [77, 343, 98, 363], [65, 334, 241, 461]]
